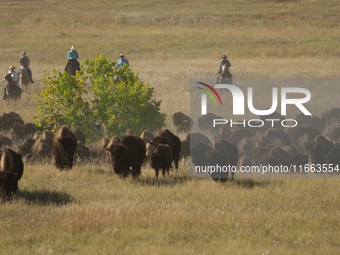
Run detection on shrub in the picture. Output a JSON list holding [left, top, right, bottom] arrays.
[[33, 54, 166, 143]]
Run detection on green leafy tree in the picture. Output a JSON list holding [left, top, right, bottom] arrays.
[[33, 69, 94, 136], [33, 54, 166, 143]]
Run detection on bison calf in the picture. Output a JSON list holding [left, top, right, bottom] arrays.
[[151, 144, 173, 179]]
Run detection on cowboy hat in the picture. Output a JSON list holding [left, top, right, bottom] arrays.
[[9, 66, 15, 69], [21, 51, 26, 55], [71, 46, 76, 50], [120, 53, 125, 57], [221, 55, 228, 59]]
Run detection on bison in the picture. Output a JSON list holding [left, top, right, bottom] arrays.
[[325, 147, 340, 171], [106, 135, 146, 178], [0, 148, 24, 202], [171, 111, 192, 133], [31, 137, 53, 161], [155, 129, 181, 169], [191, 142, 213, 167], [18, 137, 36, 157], [150, 144, 173, 179], [90, 138, 109, 159], [0, 136, 12, 148], [72, 127, 86, 145], [140, 129, 154, 144], [52, 126, 77, 170], [214, 139, 239, 180], [306, 141, 326, 165]]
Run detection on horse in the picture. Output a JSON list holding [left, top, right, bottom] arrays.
[[65, 59, 80, 75], [218, 64, 233, 84], [4, 73, 21, 105], [19, 66, 30, 91]]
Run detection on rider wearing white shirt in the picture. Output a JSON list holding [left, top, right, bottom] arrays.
[[3, 66, 21, 100]]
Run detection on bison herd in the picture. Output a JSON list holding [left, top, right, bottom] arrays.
[[0, 108, 340, 203], [190, 108, 340, 178]]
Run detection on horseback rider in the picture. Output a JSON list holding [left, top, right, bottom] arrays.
[[66, 46, 80, 71], [116, 53, 129, 68], [216, 55, 231, 83], [116, 53, 129, 80], [3, 66, 22, 100], [18, 51, 34, 83]]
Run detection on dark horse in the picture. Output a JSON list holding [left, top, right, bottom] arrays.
[[4, 73, 20, 105], [65, 59, 80, 75]]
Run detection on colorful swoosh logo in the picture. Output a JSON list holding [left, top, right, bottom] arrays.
[[196, 82, 222, 106]]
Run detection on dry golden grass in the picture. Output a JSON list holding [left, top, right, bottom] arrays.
[[0, 0, 340, 254]]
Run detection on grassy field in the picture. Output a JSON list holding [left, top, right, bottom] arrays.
[[0, 0, 340, 254]]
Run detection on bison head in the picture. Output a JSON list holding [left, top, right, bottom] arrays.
[[106, 144, 129, 176], [58, 136, 77, 168]]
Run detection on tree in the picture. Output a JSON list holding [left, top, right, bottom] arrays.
[[33, 54, 166, 143]]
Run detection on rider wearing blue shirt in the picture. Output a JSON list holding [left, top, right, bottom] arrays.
[[65, 46, 80, 72], [68, 46, 79, 60], [117, 53, 129, 68]]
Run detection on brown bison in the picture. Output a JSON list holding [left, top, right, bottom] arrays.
[[72, 127, 86, 145], [214, 125, 232, 143], [31, 137, 53, 161], [18, 138, 36, 157], [11, 123, 26, 142], [296, 134, 313, 154], [321, 108, 340, 126], [105, 136, 121, 162], [90, 138, 109, 159], [151, 144, 173, 179], [140, 129, 154, 144], [295, 114, 324, 131], [314, 135, 333, 155], [204, 149, 230, 181], [325, 147, 340, 171], [0, 148, 24, 202], [75, 141, 91, 162], [106, 135, 146, 178], [264, 128, 292, 146], [0, 112, 24, 133], [214, 139, 239, 180], [0, 136, 12, 148], [198, 112, 223, 132], [269, 147, 293, 167], [52, 126, 77, 170], [230, 129, 255, 145], [287, 125, 321, 146], [155, 129, 181, 169], [306, 142, 326, 165], [191, 142, 213, 167], [180, 132, 211, 160], [189, 132, 212, 148], [171, 111, 192, 133]]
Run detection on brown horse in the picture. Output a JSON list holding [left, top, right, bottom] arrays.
[[218, 64, 233, 84], [65, 59, 80, 75], [4, 73, 20, 105], [19, 66, 31, 91]]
